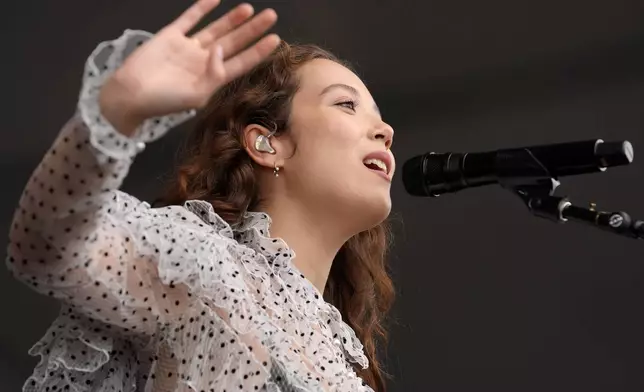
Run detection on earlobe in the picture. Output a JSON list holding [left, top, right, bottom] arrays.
[[273, 163, 281, 177]]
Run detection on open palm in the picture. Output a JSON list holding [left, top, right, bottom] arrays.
[[103, 0, 280, 123]]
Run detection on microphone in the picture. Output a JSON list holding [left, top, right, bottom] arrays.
[[402, 139, 634, 197]]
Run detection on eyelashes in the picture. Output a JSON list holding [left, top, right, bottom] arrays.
[[336, 100, 357, 112]]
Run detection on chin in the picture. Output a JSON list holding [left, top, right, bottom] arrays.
[[356, 193, 392, 230], [317, 175, 392, 231]]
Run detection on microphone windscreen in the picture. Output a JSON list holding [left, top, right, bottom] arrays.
[[402, 155, 429, 196]]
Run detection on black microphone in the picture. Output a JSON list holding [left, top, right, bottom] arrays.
[[402, 139, 634, 197]]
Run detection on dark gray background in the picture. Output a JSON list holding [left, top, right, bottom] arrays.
[[3, 1, 644, 391]]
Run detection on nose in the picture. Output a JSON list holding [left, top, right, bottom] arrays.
[[372, 121, 394, 149]]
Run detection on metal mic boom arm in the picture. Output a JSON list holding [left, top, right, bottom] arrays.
[[510, 179, 644, 240]]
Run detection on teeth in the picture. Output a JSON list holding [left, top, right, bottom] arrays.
[[363, 158, 388, 173]]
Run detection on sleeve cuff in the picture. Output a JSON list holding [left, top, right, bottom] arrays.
[[78, 29, 196, 161]]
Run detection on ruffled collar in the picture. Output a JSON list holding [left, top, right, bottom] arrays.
[[183, 199, 369, 368]]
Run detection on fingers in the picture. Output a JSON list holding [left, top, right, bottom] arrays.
[[209, 45, 226, 82], [171, 0, 222, 33], [216, 8, 278, 58], [221, 34, 281, 81], [192, 3, 255, 47]]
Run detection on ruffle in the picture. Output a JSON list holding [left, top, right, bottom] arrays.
[[74, 25, 369, 374], [22, 200, 370, 392], [21, 25, 371, 391], [185, 200, 370, 370], [153, 201, 324, 390], [78, 29, 195, 161], [23, 306, 150, 392]]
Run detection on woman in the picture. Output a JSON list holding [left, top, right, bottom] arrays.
[[7, 0, 396, 391]]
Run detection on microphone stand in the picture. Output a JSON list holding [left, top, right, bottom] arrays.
[[507, 178, 644, 240]]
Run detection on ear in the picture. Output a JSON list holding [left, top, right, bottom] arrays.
[[242, 124, 288, 170]]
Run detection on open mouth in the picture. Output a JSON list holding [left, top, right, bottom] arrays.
[[363, 158, 389, 174]]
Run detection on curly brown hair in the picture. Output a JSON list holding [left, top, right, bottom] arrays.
[[159, 41, 395, 391]]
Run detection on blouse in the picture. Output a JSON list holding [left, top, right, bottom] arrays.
[[6, 29, 371, 392]]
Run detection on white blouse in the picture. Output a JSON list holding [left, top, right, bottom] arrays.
[[6, 29, 371, 392]]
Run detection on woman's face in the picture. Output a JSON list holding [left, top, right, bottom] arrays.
[[282, 59, 395, 231]]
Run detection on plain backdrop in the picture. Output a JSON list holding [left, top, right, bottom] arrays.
[[3, 1, 644, 391]]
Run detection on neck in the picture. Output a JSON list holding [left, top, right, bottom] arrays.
[[259, 198, 350, 293]]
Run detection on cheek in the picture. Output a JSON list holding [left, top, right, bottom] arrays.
[[286, 111, 371, 192], [285, 118, 391, 223], [294, 119, 362, 173]]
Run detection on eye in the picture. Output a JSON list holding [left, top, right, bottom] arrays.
[[336, 100, 357, 112]]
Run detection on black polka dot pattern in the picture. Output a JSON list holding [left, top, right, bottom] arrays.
[[6, 30, 372, 391]]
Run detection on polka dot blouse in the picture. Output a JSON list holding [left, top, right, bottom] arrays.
[[6, 30, 371, 392]]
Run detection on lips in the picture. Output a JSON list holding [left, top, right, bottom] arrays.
[[364, 158, 388, 173], [362, 150, 393, 179]]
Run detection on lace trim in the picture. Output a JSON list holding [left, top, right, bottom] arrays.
[[23, 199, 370, 392], [78, 29, 195, 161], [20, 26, 370, 391], [185, 200, 369, 369], [24, 307, 147, 392]]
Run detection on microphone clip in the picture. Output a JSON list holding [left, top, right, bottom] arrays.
[[507, 177, 643, 240]]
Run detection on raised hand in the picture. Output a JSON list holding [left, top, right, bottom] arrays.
[[99, 0, 280, 136]]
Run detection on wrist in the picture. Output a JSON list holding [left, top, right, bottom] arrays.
[[98, 75, 144, 137]]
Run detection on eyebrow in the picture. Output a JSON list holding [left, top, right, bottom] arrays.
[[319, 83, 380, 115]]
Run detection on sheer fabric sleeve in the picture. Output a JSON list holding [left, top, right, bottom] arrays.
[[6, 29, 370, 392], [6, 29, 196, 337], [5, 29, 317, 392]]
